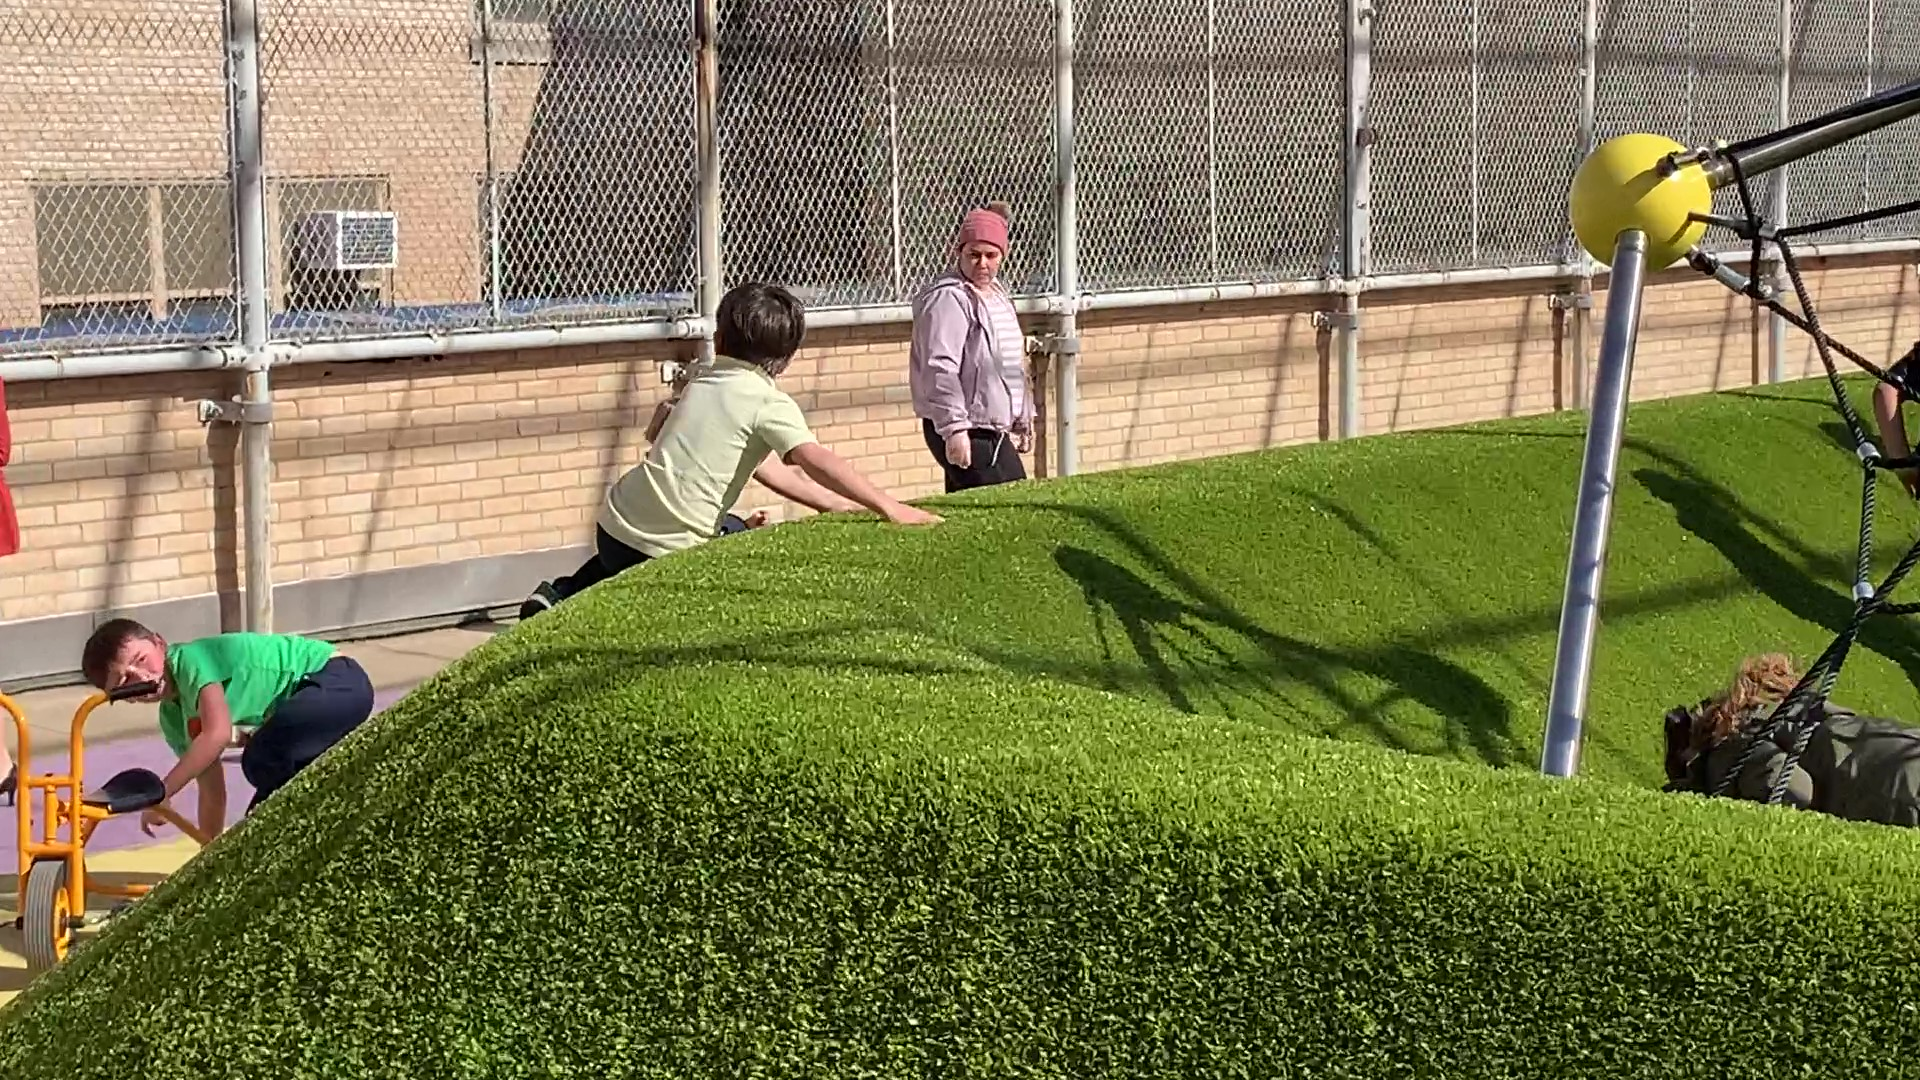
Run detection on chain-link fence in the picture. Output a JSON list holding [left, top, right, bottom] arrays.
[[2, 0, 1917, 358], [0, 3, 236, 354]]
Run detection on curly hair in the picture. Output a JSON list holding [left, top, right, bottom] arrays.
[[1692, 652, 1802, 754]]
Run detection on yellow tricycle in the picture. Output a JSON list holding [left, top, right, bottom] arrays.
[[3, 680, 211, 971]]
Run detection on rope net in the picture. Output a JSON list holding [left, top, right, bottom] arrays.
[[1682, 156, 1920, 803]]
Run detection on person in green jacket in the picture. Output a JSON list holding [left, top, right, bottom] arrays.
[[80, 618, 376, 841], [1664, 652, 1920, 827]]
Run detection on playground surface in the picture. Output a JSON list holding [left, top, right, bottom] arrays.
[[0, 623, 494, 1009]]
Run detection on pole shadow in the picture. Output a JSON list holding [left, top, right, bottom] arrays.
[[1051, 545, 1518, 768]]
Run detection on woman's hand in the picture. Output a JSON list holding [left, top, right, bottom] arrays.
[[944, 431, 972, 468]]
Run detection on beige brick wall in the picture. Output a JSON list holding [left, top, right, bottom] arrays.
[[4, 255, 1916, 639]]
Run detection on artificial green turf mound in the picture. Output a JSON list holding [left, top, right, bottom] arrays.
[[8, 379, 1920, 1076]]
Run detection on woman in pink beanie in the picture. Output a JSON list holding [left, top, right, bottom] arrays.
[[907, 201, 1035, 493]]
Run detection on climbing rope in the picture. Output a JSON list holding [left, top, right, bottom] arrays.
[[1678, 151, 1920, 804]]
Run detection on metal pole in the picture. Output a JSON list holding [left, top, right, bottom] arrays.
[[1542, 228, 1650, 779], [1767, 0, 1791, 383], [1339, 0, 1373, 439], [1571, 0, 1596, 409], [1052, 0, 1080, 477], [694, 0, 723, 365], [1468, 0, 1481, 265], [884, 0, 905, 301], [1701, 81, 1920, 187], [481, 0, 504, 323], [226, 0, 274, 635], [1205, 0, 1219, 280], [1864, 1, 1876, 215]]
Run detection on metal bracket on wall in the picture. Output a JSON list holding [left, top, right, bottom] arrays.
[[1027, 333, 1081, 359], [1548, 291, 1595, 312], [197, 397, 274, 425], [1310, 309, 1359, 331]]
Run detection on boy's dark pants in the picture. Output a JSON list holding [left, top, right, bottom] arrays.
[[549, 515, 750, 604], [921, 418, 1026, 493], [241, 655, 376, 812]]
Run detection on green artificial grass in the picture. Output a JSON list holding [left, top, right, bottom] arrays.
[[8, 376, 1920, 1075]]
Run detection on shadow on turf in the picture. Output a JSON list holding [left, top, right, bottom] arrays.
[[1637, 467, 1920, 692], [1053, 546, 1518, 767]]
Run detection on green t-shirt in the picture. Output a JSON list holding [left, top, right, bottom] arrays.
[[156, 633, 339, 756]]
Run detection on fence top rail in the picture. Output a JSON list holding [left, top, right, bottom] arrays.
[[3, 237, 1914, 382]]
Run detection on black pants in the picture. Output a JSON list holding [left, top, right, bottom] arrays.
[[549, 525, 655, 604], [549, 515, 751, 604], [921, 418, 1027, 494], [241, 655, 376, 812]]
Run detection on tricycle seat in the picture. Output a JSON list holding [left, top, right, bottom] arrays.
[[81, 768, 167, 815]]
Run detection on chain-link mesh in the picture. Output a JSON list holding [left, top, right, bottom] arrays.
[[1075, 0, 1344, 290], [894, 0, 1056, 300], [491, 0, 696, 322], [1216, 0, 1344, 282], [260, 0, 697, 345], [1786, 0, 1872, 241], [719, 0, 1052, 307], [1074, 0, 1212, 290], [1370, 0, 1582, 274], [1595, 0, 1783, 255], [4, 0, 1920, 361], [1475, 0, 1585, 269], [0, 5, 234, 357], [260, 3, 479, 342], [1862, 2, 1920, 241], [718, 0, 892, 307]]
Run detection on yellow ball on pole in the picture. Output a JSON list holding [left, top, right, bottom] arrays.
[[1568, 133, 1715, 270]]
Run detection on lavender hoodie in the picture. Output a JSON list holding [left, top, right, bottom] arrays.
[[908, 271, 1034, 439]]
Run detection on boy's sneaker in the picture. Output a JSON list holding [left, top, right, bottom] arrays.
[[519, 581, 560, 622]]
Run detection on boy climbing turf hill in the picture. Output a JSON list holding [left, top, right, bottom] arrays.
[[523, 280, 942, 618], [81, 619, 376, 841]]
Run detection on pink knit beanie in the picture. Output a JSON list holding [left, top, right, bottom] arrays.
[[955, 205, 1010, 254]]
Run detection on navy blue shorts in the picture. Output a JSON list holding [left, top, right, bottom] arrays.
[[241, 655, 375, 811]]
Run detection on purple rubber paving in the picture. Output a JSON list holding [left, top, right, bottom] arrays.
[[2, 685, 413, 876]]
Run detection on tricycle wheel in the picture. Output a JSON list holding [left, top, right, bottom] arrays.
[[21, 858, 74, 971]]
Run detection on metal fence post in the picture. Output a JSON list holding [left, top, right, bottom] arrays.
[[1767, 0, 1792, 383], [1205, 0, 1219, 280], [1571, 0, 1597, 409], [226, 0, 275, 635], [884, 0, 906, 302], [694, 0, 723, 364], [480, 0, 504, 323], [1338, 0, 1374, 440], [1052, 0, 1081, 477]]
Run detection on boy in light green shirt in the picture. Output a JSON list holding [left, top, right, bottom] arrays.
[[521, 281, 942, 617], [81, 619, 376, 840]]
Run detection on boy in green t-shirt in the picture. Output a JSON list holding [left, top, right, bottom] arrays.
[[80, 618, 376, 840]]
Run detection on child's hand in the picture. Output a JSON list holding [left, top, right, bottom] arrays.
[[886, 503, 943, 526], [742, 509, 770, 529], [139, 807, 171, 837]]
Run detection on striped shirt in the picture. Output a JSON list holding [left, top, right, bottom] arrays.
[[980, 286, 1026, 424]]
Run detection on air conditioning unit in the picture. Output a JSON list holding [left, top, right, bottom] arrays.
[[292, 210, 399, 272]]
